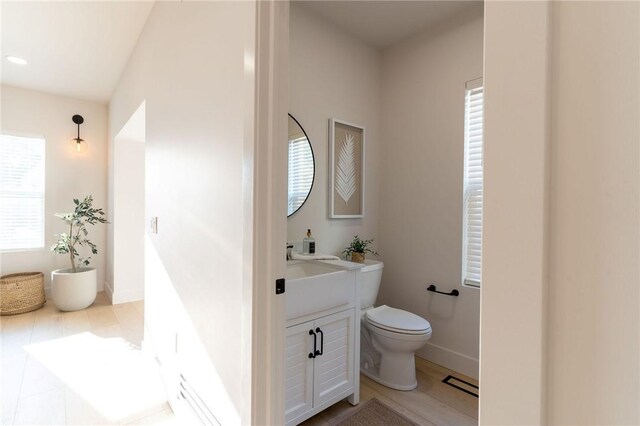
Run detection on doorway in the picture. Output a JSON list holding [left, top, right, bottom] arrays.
[[110, 101, 146, 304]]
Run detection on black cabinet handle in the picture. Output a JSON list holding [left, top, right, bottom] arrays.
[[315, 327, 324, 356], [308, 329, 317, 358]]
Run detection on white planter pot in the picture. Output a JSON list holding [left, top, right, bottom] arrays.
[[51, 267, 97, 311]]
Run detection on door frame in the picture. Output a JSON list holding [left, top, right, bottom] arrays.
[[250, 1, 289, 425], [253, 2, 552, 425]]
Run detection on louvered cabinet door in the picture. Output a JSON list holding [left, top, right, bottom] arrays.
[[312, 309, 355, 406], [285, 320, 314, 424]]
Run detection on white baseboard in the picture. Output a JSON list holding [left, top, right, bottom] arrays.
[[418, 342, 479, 380], [104, 280, 115, 303], [113, 289, 144, 305], [104, 280, 143, 305]]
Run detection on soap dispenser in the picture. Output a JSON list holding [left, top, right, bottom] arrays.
[[303, 229, 316, 255]]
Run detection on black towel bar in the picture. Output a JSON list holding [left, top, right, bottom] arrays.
[[427, 284, 459, 297]]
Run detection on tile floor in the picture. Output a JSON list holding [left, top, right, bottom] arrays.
[[1, 293, 176, 425]]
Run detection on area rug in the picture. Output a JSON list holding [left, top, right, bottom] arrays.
[[332, 398, 419, 426]]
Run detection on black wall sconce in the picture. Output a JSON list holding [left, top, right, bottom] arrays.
[[70, 114, 87, 153]]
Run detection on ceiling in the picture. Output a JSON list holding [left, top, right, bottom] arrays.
[[1, 1, 154, 104], [1, 1, 481, 102], [298, 1, 483, 49]]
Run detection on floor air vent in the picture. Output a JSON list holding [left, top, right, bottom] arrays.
[[442, 374, 479, 398], [179, 375, 221, 425]]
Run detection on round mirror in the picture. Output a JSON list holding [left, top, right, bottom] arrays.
[[288, 114, 315, 217]]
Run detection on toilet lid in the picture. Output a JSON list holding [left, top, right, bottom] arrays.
[[366, 305, 431, 334]]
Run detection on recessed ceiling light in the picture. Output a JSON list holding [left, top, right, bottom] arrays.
[[5, 55, 28, 65]]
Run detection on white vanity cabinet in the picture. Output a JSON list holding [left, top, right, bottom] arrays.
[[312, 309, 355, 406], [285, 310, 355, 423], [284, 260, 361, 426], [285, 321, 315, 422]]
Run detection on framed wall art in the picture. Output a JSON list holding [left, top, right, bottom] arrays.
[[329, 118, 365, 218]]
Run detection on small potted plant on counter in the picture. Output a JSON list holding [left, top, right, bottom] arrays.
[[343, 235, 378, 264], [51, 195, 107, 311]]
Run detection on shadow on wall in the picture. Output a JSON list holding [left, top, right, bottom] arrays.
[[425, 294, 458, 321], [144, 234, 238, 425]]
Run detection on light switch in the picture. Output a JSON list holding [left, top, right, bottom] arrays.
[[150, 217, 158, 234]]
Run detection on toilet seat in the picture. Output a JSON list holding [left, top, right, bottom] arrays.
[[366, 305, 431, 335]]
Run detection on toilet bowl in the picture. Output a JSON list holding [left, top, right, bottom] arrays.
[[358, 260, 432, 391]]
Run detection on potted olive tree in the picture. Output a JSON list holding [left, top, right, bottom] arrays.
[[51, 196, 107, 311], [343, 235, 378, 264]]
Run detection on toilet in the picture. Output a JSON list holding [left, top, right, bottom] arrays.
[[359, 259, 432, 391]]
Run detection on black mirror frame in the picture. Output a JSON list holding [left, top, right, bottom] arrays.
[[287, 113, 316, 218]]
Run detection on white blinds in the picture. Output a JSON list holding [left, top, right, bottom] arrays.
[[462, 84, 483, 287], [288, 136, 313, 215], [0, 135, 45, 251]]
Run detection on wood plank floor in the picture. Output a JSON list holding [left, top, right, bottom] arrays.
[[2, 293, 478, 426], [1, 293, 176, 426], [301, 357, 478, 426]]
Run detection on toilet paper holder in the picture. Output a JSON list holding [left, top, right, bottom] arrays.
[[427, 284, 459, 297]]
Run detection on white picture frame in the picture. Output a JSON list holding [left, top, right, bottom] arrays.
[[329, 118, 365, 219]]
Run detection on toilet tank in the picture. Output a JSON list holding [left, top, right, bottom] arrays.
[[360, 259, 383, 309]]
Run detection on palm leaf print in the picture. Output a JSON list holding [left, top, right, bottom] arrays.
[[336, 133, 357, 204]]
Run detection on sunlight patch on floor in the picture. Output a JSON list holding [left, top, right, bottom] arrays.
[[25, 332, 167, 423]]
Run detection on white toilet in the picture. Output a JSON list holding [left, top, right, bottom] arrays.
[[359, 259, 432, 391]]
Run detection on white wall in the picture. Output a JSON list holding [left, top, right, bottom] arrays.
[[480, 2, 551, 423], [109, 102, 145, 304], [290, 3, 484, 378], [481, 1, 640, 424], [547, 2, 640, 424], [1, 85, 108, 292], [377, 7, 483, 379], [109, 2, 256, 424], [288, 3, 382, 255]]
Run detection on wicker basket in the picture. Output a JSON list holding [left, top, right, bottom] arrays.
[[0, 272, 45, 315]]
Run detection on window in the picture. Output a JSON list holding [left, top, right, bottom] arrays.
[[462, 79, 483, 287], [288, 136, 314, 215], [0, 134, 45, 251]]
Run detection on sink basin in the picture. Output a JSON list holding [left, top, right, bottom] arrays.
[[286, 261, 342, 280], [285, 260, 363, 322]]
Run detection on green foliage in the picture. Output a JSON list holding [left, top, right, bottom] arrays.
[[342, 235, 378, 257], [51, 195, 107, 272]]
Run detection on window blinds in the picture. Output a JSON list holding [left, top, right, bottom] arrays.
[[288, 136, 313, 215], [462, 83, 483, 287], [0, 135, 45, 251]]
